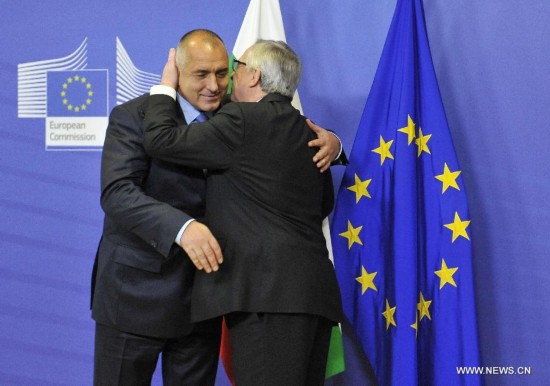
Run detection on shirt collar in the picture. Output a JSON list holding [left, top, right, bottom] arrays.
[[176, 93, 211, 124]]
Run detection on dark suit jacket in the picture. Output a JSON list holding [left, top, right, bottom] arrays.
[[143, 93, 344, 324], [91, 94, 207, 338]]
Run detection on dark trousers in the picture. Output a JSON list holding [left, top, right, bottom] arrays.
[[94, 318, 221, 386], [225, 312, 333, 386]]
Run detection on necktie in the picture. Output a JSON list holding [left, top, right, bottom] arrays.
[[193, 112, 209, 176], [193, 112, 208, 123]]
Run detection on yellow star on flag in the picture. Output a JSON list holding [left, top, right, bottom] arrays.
[[339, 220, 363, 249], [417, 292, 432, 321], [415, 127, 432, 157], [398, 114, 416, 145], [382, 299, 397, 330], [444, 212, 471, 242], [435, 163, 461, 193], [372, 135, 394, 165], [435, 258, 459, 289], [347, 174, 372, 203], [355, 266, 378, 294]]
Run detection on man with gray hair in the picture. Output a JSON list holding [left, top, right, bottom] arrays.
[[231, 39, 301, 100], [143, 39, 343, 385]]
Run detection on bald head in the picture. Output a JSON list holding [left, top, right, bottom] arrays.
[[176, 29, 227, 70]]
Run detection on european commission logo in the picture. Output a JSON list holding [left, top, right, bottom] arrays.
[[47, 71, 107, 116], [18, 37, 160, 151], [44, 70, 108, 150]]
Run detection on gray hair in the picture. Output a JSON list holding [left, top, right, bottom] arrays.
[[245, 40, 301, 98]]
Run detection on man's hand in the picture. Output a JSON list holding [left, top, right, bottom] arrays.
[[161, 48, 179, 90], [179, 221, 223, 273], [307, 119, 341, 173]]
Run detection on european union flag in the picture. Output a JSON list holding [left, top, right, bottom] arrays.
[[330, 0, 482, 385], [47, 70, 108, 117]]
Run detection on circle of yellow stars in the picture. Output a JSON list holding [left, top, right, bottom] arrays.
[[60, 74, 94, 112], [338, 113, 469, 337]]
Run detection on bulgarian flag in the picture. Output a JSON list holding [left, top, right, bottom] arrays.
[[228, 0, 302, 112], [221, 0, 345, 382]]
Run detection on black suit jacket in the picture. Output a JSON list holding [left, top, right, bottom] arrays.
[[144, 93, 344, 324], [91, 94, 207, 338]]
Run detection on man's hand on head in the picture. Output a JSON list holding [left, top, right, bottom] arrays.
[[161, 48, 179, 90]]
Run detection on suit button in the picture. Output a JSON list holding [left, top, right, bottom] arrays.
[[151, 240, 158, 249]]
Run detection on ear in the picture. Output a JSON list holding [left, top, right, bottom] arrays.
[[249, 69, 261, 88]]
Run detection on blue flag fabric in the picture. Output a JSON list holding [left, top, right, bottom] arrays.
[[330, 0, 482, 385], [47, 70, 108, 117]]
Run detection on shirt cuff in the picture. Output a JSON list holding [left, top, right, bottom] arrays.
[[329, 131, 343, 161], [175, 218, 195, 245], [150, 85, 177, 100]]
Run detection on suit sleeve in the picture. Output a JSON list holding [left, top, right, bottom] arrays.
[[326, 130, 349, 166], [100, 103, 192, 257], [143, 94, 243, 169], [332, 146, 349, 166]]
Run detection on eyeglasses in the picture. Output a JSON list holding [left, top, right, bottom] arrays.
[[231, 59, 247, 71]]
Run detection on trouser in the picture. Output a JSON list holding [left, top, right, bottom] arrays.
[[93, 317, 221, 386], [225, 312, 333, 386]]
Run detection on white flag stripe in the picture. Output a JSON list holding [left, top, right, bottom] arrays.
[[232, 0, 302, 113], [233, 0, 287, 58]]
